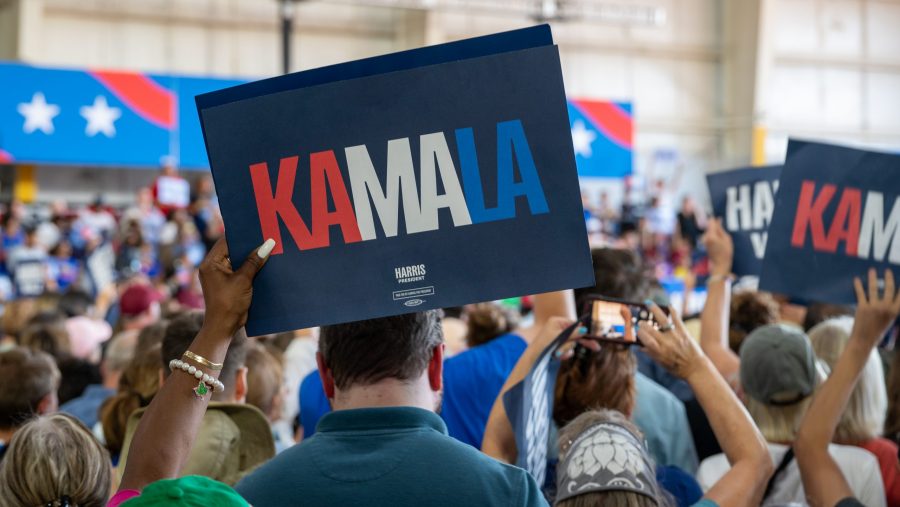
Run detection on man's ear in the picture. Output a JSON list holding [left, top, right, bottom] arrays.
[[233, 366, 248, 404], [316, 352, 335, 400], [427, 344, 443, 392], [37, 391, 58, 415]]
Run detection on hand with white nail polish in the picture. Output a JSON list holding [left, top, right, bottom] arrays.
[[198, 237, 276, 337]]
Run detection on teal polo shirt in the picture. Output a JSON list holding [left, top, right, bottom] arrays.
[[236, 406, 548, 507]]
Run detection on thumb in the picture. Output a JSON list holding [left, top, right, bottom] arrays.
[[237, 238, 276, 280]]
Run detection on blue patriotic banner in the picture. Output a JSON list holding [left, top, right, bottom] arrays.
[[567, 99, 633, 179], [0, 62, 243, 168]]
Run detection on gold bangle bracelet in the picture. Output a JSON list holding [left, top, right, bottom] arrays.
[[183, 350, 223, 371]]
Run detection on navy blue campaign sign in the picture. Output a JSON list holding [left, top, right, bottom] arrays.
[[760, 140, 900, 304], [197, 26, 593, 335], [503, 321, 578, 486], [706, 166, 782, 277]]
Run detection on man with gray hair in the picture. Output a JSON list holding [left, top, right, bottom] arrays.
[[0, 347, 60, 461], [61, 331, 137, 429]]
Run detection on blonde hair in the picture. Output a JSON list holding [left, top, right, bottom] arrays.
[[245, 343, 284, 420], [745, 396, 812, 443], [809, 316, 886, 442], [744, 361, 828, 443], [0, 414, 111, 507]]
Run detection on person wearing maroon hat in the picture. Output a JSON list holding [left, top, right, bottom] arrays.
[[118, 284, 163, 333]]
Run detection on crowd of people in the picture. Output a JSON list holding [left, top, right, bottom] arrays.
[[0, 171, 897, 507]]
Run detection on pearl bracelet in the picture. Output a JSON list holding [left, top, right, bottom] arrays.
[[169, 359, 225, 399]]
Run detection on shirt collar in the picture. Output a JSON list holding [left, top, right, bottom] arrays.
[[317, 406, 447, 435]]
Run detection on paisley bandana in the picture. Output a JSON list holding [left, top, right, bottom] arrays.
[[556, 422, 660, 504]]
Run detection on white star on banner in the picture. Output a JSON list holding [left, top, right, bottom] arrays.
[[571, 119, 597, 158], [80, 96, 122, 138], [18, 92, 60, 135]]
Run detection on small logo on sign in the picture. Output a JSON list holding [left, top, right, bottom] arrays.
[[404, 298, 425, 307]]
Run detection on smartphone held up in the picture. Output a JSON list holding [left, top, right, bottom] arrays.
[[583, 296, 670, 346]]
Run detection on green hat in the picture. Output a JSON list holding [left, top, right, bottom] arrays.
[[122, 476, 248, 506], [739, 324, 817, 406]]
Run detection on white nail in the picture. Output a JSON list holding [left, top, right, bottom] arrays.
[[258, 238, 276, 259]]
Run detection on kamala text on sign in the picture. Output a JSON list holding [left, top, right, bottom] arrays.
[[250, 120, 548, 254], [791, 182, 900, 263]]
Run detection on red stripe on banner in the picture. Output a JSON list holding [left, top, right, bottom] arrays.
[[0, 150, 12, 163], [572, 100, 633, 149], [88, 70, 176, 129]]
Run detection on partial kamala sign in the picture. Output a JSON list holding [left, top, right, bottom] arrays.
[[760, 140, 900, 304], [196, 25, 593, 335], [706, 165, 781, 277]]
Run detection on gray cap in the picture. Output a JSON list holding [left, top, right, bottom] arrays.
[[739, 324, 817, 406]]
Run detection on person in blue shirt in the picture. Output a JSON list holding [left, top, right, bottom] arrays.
[[298, 369, 329, 438], [441, 332, 527, 447], [47, 239, 81, 292]]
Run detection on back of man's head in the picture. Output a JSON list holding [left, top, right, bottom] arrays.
[[161, 311, 247, 400], [0, 347, 60, 430], [573, 248, 651, 310], [319, 311, 442, 390]]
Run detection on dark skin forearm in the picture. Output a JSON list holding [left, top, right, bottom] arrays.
[[115, 237, 272, 493], [118, 323, 233, 491]]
